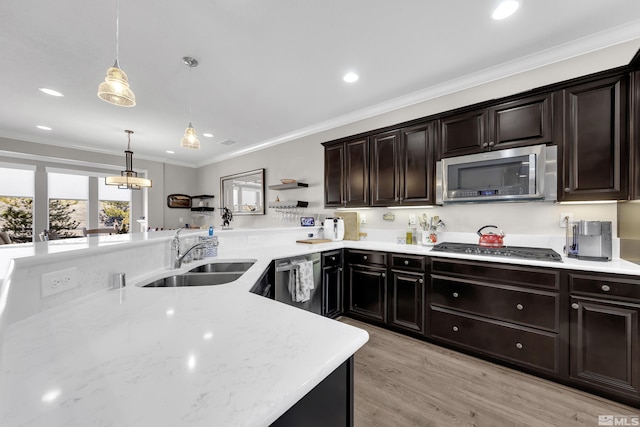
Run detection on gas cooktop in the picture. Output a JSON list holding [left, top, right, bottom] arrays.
[[431, 242, 563, 262]]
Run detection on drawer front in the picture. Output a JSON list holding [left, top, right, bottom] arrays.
[[431, 307, 559, 374], [391, 253, 426, 272], [431, 277, 559, 332], [431, 258, 560, 290], [346, 250, 387, 267], [570, 273, 640, 302], [322, 250, 342, 268]]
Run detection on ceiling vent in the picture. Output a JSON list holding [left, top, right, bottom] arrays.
[[219, 139, 237, 146]]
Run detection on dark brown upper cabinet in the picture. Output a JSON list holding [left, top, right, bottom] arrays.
[[324, 137, 369, 207], [560, 74, 629, 201], [631, 71, 640, 200], [370, 122, 436, 207], [440, 93, 554, 158]]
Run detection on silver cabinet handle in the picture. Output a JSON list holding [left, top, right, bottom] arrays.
[[482, 142, 489, 148], [515, 342, 523, 349], [381, 273, 386, 278], [601, 284, 611, 292], [404, 260, 409, 265], [564, 187, 571, 192], [488, 141, 495, 147], [331, 256, 336, 261], [452, 326, 459, 332], [571, 303, 579, 309], [452, 292, 459, 298], [338, 267, 343, 272], [363, 255, 368, 261], [516, 304, 523, 310], [419, 279, 424, 284]]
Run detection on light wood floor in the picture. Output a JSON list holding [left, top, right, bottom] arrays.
[[341, 317, 638, 427]]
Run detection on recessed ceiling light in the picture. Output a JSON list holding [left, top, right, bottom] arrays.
[[343, 72, 359, 83], [166, 150, 175, 154], [492, 0, 519, 20], [202, 133, 214, 138], [38, 87, 64, 97], [36, 125, 52, 131]]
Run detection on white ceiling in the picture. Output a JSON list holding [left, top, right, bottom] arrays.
[[2, 0, 640, 168]]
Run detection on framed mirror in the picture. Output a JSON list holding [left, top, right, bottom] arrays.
[[220, 168, 265, 215]]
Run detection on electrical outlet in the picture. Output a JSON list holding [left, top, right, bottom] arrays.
[[247, 235, 259, 245], [409, 214, 417, 225], [560, 212, 574, 228], [41, 267, 78, 298], [360, 214, 366, 224], [179, 217, 184, 223]]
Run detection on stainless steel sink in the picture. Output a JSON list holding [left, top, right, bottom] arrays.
[[189, 261, 255, 273], [142, 272, 244, 287]]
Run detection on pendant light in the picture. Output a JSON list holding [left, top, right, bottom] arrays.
[[180, 56, 200, 149], [105, 130, 152, 189], [97, 0, 136, 107]]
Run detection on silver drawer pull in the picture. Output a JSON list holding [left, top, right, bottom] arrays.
[[452, 326, 459, 332], [331, 256, 336, 261], [516, 304, 523, 310], [419, 279, 424, 284], [571, 303, 579, 309], [601, 284, 611, 292], [515, 342, 523, 349], [363, 255, 368, 261], [452, 292, 459, 298], [404, 260, 409, 265], [381, 273, 386, 278]]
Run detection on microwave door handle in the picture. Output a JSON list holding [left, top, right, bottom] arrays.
[[528, 153, 537, 196]]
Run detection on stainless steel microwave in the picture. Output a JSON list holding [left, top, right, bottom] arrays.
[[436, 144, 557, 204]]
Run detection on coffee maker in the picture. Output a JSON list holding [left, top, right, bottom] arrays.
[[566, 220, 612, 261]]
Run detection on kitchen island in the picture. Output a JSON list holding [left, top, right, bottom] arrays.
[[0, 229, 367, 427]]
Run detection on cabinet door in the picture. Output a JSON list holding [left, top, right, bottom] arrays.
[[440, 109, 487, 157], [488, 93, 553, 150], [344, 138, 370, 207], [370, 130, 400, 206], [324, 143, 344, 207], [389, 270, 424, 334], [399, 122, 435, 205], [631, 71, 640, 200], [570, 297, 640, 401], [347, 265, 386, 322], [322, 251, 343, 318], [561, 74, 629, 201]]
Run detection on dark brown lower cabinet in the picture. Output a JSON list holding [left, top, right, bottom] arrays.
[[347, 264, 387, 323], [429, 258, 562, 377], [388, 269, 425, 334], [570, 296, 640, 404], [322, 250, 343, 318], [431, 306, 560, 373]]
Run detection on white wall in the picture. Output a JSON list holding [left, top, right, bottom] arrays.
[[196, 40, 639, 235]]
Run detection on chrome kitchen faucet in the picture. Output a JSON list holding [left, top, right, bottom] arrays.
[[171, 228, 209, 269]]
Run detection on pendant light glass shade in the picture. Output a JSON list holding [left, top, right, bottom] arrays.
[[98, 60, 136, 107], [106, 130, 151, 190], [180, 123, 201, 149], [97, 0, 136, 107]]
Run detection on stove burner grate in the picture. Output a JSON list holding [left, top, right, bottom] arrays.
[[431, 242, 563, 262]]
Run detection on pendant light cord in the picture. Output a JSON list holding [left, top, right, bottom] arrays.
[[188, 63, 193, 123], [115, 0, 120, 65]]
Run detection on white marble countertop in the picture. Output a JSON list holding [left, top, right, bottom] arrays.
[[0, 240, 367, 427], [1, 227, 640, 427]]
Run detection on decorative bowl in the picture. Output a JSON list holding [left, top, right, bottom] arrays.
[[281, 179, 296, 184]]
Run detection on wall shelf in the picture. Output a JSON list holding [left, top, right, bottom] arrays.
[[268, 182, 309, 190], [268, 200, 309, 208]]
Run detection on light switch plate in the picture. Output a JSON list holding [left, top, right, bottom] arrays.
[[41, 267, 78, 298]]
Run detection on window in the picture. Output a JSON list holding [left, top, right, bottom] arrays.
[[99, 178, 131, 233], [48, 173, 88, 238], [0, 166, 35, 243]]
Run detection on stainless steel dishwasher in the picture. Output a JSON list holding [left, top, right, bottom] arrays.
[[274, 253, 322, 314]]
